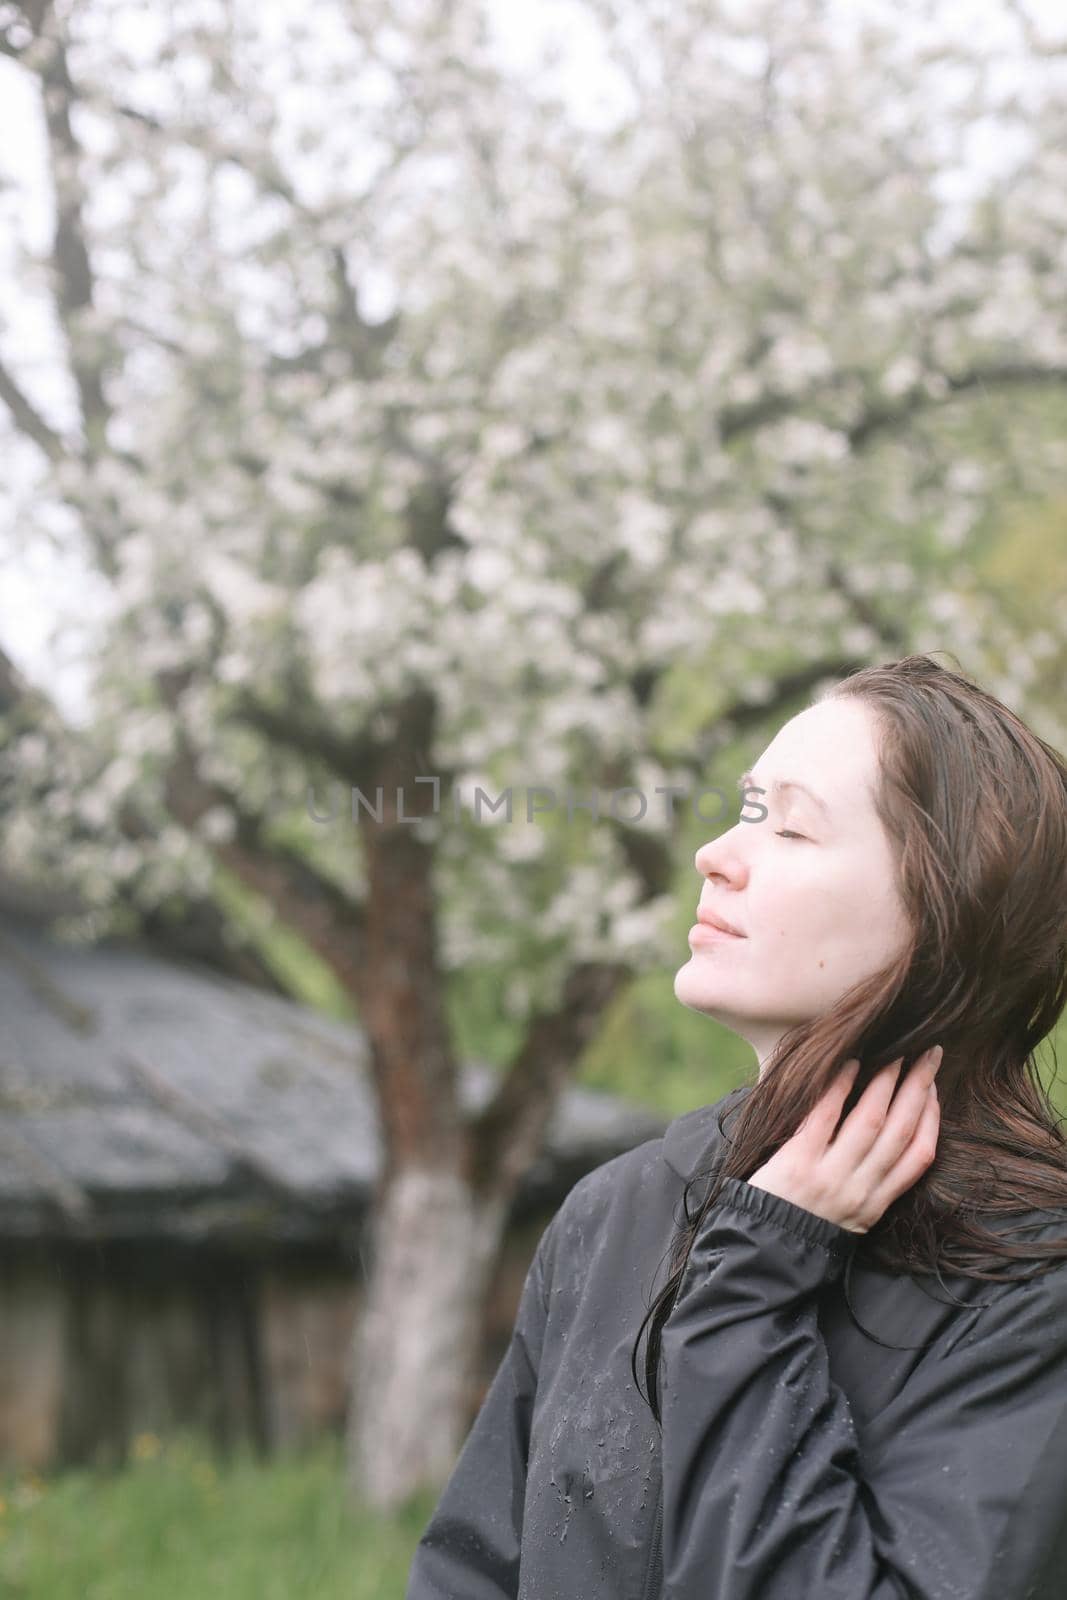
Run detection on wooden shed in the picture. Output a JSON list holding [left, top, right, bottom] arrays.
[[0, 881, 666, 1473]]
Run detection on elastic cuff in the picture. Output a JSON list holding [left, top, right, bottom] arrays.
[[713, 1175, 859, 1257]]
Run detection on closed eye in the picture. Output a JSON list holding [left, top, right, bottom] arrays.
[[775, 830, 807, 841]]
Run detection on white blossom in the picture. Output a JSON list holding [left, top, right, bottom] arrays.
[[3, 0, 1064, 995]]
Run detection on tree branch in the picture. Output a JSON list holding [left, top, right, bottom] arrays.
[[848, 362, 1067, 450], [0, 352, 69, 462], [1, 638, 368, 995], [158, 732, 367, 983], [30, 3, 109, 452], [225, 689, 391, 785], [465, 958, 634, 1204]]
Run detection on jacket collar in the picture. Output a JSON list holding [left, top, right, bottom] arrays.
[[660, 1081, 753, 1181]]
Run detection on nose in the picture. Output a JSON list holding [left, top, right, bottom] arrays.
[[695, 823, 748, 886]]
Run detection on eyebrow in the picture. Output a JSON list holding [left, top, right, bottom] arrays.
[[737, 771, 832, 819]]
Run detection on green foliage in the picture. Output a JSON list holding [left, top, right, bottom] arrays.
[[210, 869, 359, 1021], [973, 491, 1067, 712], [0, 1431, 431, 1600], [1035, 1027, 1067, 1124]]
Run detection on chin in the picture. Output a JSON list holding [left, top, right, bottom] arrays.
[[673, 963, 726, 1015]]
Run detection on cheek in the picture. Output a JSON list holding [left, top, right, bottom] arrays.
[[753, 842, 904, 954], [761, 864, 840, 943], [812, 890, 907, 970], [765, 869, 886, 956]]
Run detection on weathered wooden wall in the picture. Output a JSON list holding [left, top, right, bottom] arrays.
[[259, 1264, 361, 1452], [0, 1210, 557, 1472], [0, 1252, 65, 1470]]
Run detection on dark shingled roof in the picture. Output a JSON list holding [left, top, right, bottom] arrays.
[[0, 881, 668, 1245]]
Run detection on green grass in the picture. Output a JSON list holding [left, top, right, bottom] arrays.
[[0, 1430, 438, 1600]]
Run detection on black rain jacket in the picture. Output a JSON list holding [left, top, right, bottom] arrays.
[[405, 1083, 1067, 1599]]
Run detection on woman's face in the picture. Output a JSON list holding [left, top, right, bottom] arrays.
[[674, 696, 912, 1077]]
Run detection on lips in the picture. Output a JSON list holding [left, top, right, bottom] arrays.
[[695, 907, 745, 937]]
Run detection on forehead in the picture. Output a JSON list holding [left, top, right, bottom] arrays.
[[752, 700, 881, 813]]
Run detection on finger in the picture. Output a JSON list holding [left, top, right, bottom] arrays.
[[799, 1056, 857, 1132], [798, 1058, 861, 1148], [856, 1047, 943, 1184], [866, 1082, 941, 1215], [828, 1055, 905, 1164]]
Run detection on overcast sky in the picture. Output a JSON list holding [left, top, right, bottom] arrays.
[[1, 0, 1063, 724]]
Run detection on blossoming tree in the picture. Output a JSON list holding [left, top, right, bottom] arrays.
[[1, 0, 1066, 1508]]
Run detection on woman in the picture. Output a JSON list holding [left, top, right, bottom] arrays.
[[405, 653, 1067, 1600]]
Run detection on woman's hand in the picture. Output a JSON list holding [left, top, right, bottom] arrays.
[[747, 1045, 944, 1234]]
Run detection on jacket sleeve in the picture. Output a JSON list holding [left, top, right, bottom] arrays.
[[657, 1174, 1067, 1600], [404, 1206, 560, 1599]]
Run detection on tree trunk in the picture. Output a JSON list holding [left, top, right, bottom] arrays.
[[345, 1164, 507, 1511]]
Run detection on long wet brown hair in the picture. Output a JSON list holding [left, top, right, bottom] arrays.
[[632, 652, 1067, 1423]]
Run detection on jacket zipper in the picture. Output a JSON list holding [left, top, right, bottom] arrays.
[[640, 1476, 664, 1600]]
